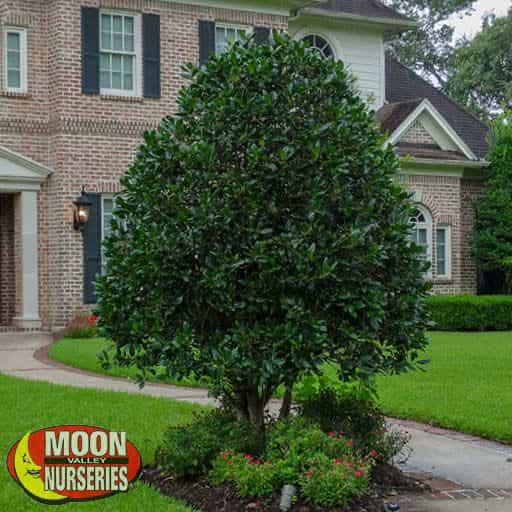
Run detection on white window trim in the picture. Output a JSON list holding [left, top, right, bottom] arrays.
[[99, 10, 142, 98], [410, 204, 433, 279], [101, 194, 116, 272], [3, 27, 28, 93], [435, 225, 452, 280], [215, 22, 253, 54], [300, 33, 337, 60]]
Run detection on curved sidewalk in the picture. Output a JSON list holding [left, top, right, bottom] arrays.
[[0, 332, 215, 406], [1, 332, 512, 496]]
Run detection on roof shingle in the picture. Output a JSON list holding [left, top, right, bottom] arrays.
[[309, 0, 412, 23], [385, 55, 489, 159]]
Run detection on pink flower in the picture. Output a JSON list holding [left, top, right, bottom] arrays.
[[346, 440, 354, 447], [250, 458, 262, 465], [355, 470, 363, 478], [338, 431, 345, 436], [369, 449, 378, 458], [227, 460, 233, 465], [327, 432, 336, 438], [334, 458, 343, 465]]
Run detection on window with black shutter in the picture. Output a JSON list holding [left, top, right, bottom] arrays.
[[81, 7, 160, 98]]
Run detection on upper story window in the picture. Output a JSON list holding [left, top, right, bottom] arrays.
[[215, 23, 251, 55], [99, 11, 141, 96], [302, 34, 334, 59], [3, 27, 27, 93]]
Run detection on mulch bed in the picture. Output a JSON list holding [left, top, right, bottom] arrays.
[[141, 463, 429, 512]]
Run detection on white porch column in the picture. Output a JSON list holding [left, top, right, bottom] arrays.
[[13, 190, 41, 329]]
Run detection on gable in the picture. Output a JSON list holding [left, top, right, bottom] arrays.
[[0, 146, 52, 191], [385, 55, 489, 159], [400, 119, 439, 147], [386, 99, 477, 161]]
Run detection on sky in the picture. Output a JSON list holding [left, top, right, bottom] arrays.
[[449, 0, 510, 40]]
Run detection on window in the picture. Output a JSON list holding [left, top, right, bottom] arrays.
[[99, 11, 141, 96], [215, 23, 251, 55], [101, 195, 115, 273], [3, 27, 27, 93], [436, 226, 451, 279], [409, 205, 432, 277], [302, 34, 334, 58]]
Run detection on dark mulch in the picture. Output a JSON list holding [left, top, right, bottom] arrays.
[[141, 464, 429, 512]]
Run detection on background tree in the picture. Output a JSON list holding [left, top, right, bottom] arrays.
[[96, 35, 430, 431], [472, 113, 512, 292], [384, 0, 476, 87], [446, 10, 512, 120]]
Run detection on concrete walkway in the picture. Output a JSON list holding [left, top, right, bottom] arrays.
[[2, 332, 512, 511], [0, 332, 215, 406]]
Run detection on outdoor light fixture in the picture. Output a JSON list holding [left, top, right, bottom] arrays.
[[73, 188, 92, 232]]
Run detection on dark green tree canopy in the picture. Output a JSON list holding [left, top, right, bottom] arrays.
[[472, 113, 512, 291], [97, 35, 429, 428], [446, 10, 512, 120], [385, 0, 476, 87]]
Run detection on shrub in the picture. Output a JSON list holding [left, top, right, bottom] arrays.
[[300, 387, 409, 463], [299, 453, 370, 507], [208, 417, 374, 505], [210, 452, 277, 497], [97, 33, 430, 430], [427, 294, 512, 331], [156, 409, 263, 479], [64, 314, 99, 338]]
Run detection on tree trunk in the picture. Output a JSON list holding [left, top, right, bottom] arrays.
[[246, 387, 266, 432], [279, 384, 293, 420]]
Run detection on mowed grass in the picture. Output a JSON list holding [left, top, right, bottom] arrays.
[[376, 331, 512, 443], [50, 332, 512, 443], [0, 373, 202, 511], [49, 338, 204, 388]]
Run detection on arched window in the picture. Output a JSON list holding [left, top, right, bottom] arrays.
[[302, 35, 334, 58], [409, 205, 432, 274]]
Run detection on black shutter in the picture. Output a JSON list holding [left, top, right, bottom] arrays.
[[253, 27, 271, 45], [81, 7, 100, 94], [143, 14, 161, 98], [83, 193, 102, 304], [199, 20, 216, 65]]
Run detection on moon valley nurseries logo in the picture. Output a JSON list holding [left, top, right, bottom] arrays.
[[6, 425, 142, 504]]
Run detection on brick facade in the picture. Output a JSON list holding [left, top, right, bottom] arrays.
[[0, 0, 287, 330], [399, 172, 482, 294], [0, 0, 485, 330]]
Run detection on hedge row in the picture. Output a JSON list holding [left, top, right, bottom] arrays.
[[426, 294, 512, 331]]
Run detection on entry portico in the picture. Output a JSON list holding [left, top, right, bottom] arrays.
[[0, 146, 51, 330]]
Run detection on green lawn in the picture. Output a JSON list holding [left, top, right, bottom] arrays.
[[50, 332, 512, 443], [0, 373, 201, 511], [376, 331, 512, 444], [49, 338, 204, 388]]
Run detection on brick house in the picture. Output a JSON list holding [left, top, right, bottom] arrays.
[[0, 0, 489, 332]]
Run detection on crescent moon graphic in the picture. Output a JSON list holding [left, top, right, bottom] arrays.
[[14, 432, 67, 503]]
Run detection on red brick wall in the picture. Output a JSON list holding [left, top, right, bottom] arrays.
[[399, 173, 483, 294], [0, 0, 287, 329]]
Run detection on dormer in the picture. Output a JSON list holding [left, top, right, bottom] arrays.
[[290, 0, 415, 109]]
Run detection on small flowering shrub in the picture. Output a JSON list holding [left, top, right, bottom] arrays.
[[210, 452, 277, 497], [208, 417, 376, 505], [300, 387, 409, 463], [299, 453, 370, 507], [64, 313, 99, 338], [156, 409, 264, 479]]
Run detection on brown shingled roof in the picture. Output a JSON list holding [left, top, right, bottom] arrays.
[[376, 98, 423, 134], [309, 0, 413, 24], [385, 55, 489, 159]]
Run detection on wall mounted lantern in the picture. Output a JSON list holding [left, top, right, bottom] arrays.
[[73, 188, 92, 231]]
